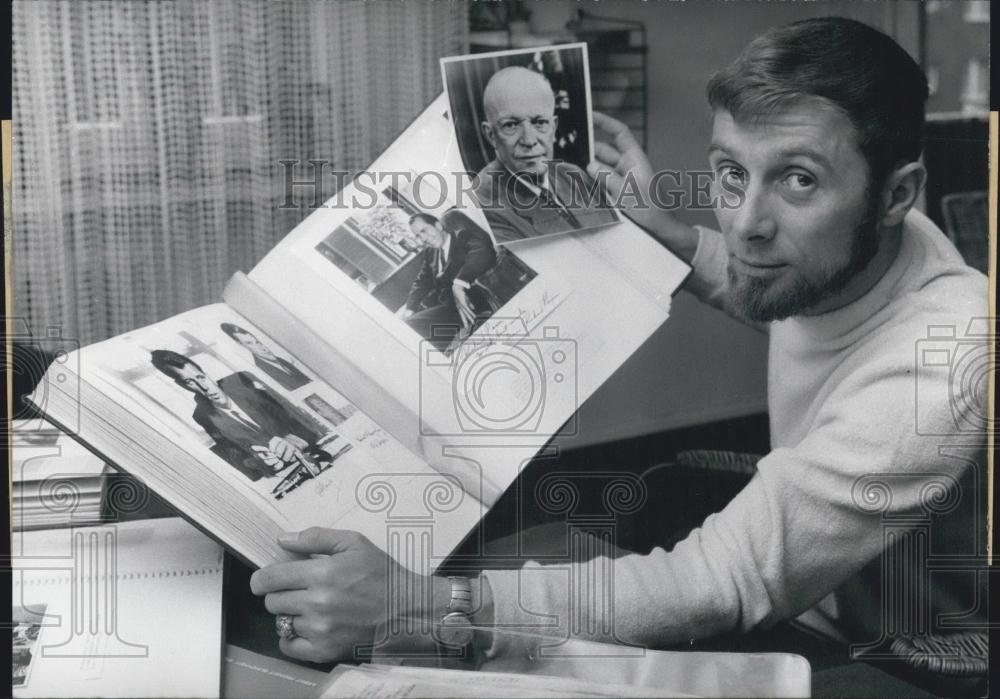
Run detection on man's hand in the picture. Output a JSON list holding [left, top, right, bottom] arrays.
[[589, 111, 699, 263], [250, 445, 284, 472], [268, 436, 304, 464], [397, 307, 415, 320], [452, 284, 477, 329], [284, 434, 309, 450], [250, 528, 439, 662]]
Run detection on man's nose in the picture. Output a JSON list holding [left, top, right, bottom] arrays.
[[517, 121, 542, 144], [728, 183, 777, 243]]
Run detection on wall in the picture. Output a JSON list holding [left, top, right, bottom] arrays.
[[557, 0, 914, 450]]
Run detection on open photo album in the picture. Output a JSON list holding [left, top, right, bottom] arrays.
[[28, 47, 690, 572]]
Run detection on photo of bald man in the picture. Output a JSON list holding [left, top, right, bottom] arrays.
[[442, 44, 619, 243]]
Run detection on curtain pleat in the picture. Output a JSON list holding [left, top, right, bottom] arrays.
[[13, 0, 468, 345]]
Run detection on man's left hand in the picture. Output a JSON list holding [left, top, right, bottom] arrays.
[[250, 528, 433, 662]]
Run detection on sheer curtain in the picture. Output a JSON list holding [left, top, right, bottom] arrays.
[[12, 0, 468, 345]]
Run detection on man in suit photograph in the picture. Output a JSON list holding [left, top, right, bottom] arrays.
[[150, 349, 329, 483], [219, 322, 311, 392], [472, 66, 619, 243], [399, 211, 498, 353]]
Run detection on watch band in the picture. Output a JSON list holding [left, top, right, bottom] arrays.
[[447, 576, 473, 615]]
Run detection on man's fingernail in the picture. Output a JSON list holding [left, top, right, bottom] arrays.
[[278, 531, 298, 545]]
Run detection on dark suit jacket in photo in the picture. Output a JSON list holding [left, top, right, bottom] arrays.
[[404, 217, 498, 315], [192, 371, 323, 481], [472, 160, 619, 244], [253, 354, 311, 392]]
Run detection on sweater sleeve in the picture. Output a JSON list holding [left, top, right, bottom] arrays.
[[481, 340, 981, 657]]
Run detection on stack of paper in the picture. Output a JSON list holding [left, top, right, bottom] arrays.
[[314, 663, 693, 698], [12, 518, 225, 698], [10, 420, 109, 530]]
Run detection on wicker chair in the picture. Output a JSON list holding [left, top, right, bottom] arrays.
[[940, 191, 989, 274], [890, 632, 988, 696]]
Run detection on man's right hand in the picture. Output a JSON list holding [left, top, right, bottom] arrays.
[[268, 436, 305, 465], [588, 111, 700, 264], [250, 445, 284, 472]]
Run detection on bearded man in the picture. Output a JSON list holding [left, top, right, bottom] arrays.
[[250, 17, 987, 665]]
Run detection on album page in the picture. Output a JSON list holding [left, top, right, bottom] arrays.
[[242, 93, 688, 508], [31, 303, 483, 570]]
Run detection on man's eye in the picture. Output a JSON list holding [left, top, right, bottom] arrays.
[[784, 173, 815, 191], [530, 118, 551, 130], [498, 120, 520, 134], [719, 165, 746, 185]]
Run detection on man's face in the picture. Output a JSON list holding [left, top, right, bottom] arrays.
[[482, 84, 558, 177], [234, 331, 277, 361], [708, 101, 881, 322], [172, 363, 228, 406], [410, 219, 447, 249]]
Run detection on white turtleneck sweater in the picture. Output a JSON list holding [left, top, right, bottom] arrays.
[[482, 209, 988, 655]]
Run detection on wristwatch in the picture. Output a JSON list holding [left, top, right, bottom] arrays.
[[434, 576, 475, 651]]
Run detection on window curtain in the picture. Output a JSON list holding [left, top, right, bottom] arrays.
[[12, 0, 468, 345]]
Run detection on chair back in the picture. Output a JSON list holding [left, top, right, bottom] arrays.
[[940, 191, 989, 273]]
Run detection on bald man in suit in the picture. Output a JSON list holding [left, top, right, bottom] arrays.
[[472, 67, 618, 243]]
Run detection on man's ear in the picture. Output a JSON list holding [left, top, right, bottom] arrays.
[[879, 161, 926, 227], [481, 121, 496, 149]]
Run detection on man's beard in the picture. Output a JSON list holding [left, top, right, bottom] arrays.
[[725, 200, 881, 323]]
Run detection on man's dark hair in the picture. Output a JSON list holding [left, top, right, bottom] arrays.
[[220, 322, 255, 343], [150, 349, 201, 380], [409, 212, 440, 227], [706, 17, 929, 190]]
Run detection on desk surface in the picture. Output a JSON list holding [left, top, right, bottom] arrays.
[[223, 553, 941, 698]]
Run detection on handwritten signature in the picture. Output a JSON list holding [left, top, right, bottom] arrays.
[[357, 428, 388, 448]]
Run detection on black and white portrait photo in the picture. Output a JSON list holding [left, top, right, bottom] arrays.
[[442, 43, 620, 243], [8, 2, 992, 694], [219, 322, 312, 392], [148, 349, 349, 499], [315, 181, 538, 355]]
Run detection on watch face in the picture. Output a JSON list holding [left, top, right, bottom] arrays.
[[436, 612, 474, 648]]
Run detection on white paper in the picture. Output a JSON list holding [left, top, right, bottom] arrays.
[[11, 519, 224, 698]]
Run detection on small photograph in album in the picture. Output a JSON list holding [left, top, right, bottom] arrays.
[[12, 604, 46, 689], [441, 43, 619, 244], [87, 308, 401, 507], [313, 172, 538, 357], [218, 321, 313, 393]]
